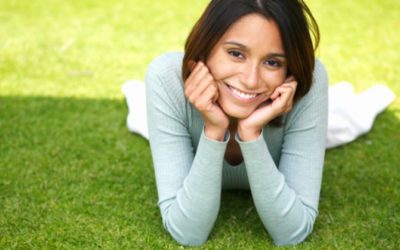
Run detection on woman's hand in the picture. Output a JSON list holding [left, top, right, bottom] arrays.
[[185, 61, 229, 141], [237, 76, 297, 141]]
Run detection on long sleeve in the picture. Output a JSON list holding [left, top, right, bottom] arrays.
[[237, 60, 328, 245], [145, 53, 228, 246]]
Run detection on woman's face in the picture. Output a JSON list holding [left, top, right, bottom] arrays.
[[206, 14, 287, 119]]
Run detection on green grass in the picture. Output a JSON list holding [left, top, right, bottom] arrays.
[[1, 0, 399, 249]]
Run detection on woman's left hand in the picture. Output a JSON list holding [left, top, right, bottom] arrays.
[[237, 76, 297, 141]]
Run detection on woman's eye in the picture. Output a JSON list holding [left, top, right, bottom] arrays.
[[228, 50, 244, 59], [264, 59, 282, 68]]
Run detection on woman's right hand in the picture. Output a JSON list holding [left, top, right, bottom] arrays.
[[184, 61, 229, 141]]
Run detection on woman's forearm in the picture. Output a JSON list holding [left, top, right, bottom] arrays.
[[156, 130, 228, 246], [238, 134, 320, 245]]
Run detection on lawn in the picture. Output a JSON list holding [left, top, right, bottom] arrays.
[[1, 0, 399, 249]]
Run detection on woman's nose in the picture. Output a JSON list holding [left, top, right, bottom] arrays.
[[241, 63, 260, 90]]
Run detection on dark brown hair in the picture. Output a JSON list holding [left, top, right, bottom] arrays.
[[182, 0, 320, 102]]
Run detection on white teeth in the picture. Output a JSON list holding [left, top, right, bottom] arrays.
[[229, 86, 257, 99]]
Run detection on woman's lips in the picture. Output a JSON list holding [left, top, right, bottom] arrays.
[[225, 83, 261, 102]]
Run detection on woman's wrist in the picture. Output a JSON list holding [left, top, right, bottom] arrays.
[[204, 124, 228, 141], [237, 125, 262, 142]]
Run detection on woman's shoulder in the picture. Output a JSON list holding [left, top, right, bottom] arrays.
[[313, 59, 329, 90], [147, 51, 184, 77], [145, 51, 185, 94], [145, 52, 188, 112], [285, 59, 328, 122], [300, 58, 329, 100]]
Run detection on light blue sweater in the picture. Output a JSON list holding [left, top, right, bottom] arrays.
[[145, 52, 328, 246]]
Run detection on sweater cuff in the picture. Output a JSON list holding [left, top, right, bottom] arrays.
[[202, 126, 230, 143], [195, 127, 229, 167], [234, 128, 264, 144], [234, 128, 274, 169]]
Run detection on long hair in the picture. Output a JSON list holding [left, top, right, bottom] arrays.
[[182, 0, 319, 102]]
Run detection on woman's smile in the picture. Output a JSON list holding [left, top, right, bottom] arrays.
[[216, 79, 271, 119], [225, 82, 261, 102]]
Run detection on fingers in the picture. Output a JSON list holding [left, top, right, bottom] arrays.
[[184, 61, 219, 111], [185, 62, 214, 99], [284, 75, 295, 83], [270, 87, 281, 101], [270, 78, 297, 113], [184, 61, 229, 135], [185, 61, 209, 91], [187, 67, 212, 96], [189, 79, 217, 111], [199, 84, 219, 112], [185, 61, 203, 87]]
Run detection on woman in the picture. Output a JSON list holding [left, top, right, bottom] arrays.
[[145, 0, 327, 246]]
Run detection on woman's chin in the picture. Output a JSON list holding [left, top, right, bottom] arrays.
[[220, 105, 255, 119]]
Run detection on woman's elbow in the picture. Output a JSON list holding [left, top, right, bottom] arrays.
[[168, 229, 209, 247], [163, 219, 210, 247], [272, 217, 315, 246]]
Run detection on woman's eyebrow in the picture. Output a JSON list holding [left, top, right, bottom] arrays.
[[223, 41, 286, 58], [223, 41, 248, 50], [267, 53, 286, 59]]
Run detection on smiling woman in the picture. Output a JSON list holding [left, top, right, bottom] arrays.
[[206, 14, 288, 121], [145, 0, 327, 246]]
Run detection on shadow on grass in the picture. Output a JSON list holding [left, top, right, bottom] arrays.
[[0, 95, 399, 248], [0, 95, 163, 248]]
